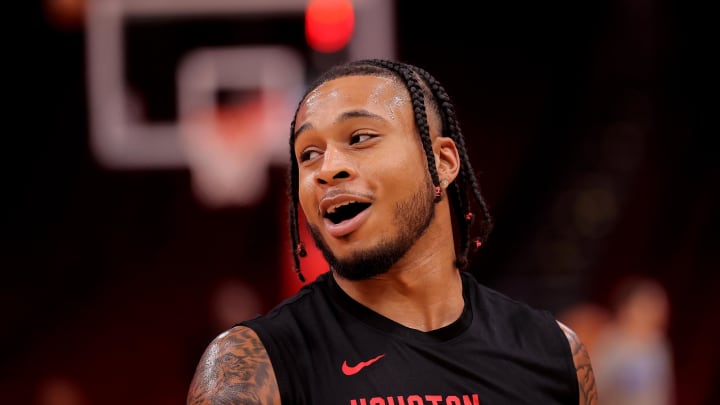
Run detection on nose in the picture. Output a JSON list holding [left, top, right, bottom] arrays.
[[315, 146, 354, 185]]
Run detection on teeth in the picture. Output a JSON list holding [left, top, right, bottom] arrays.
[[326, 201, 357, 215]]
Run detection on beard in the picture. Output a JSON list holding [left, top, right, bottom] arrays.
[[307, 179, 436, 281]]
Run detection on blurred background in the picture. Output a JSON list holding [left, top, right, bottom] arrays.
[[4, 0, 717, 404]]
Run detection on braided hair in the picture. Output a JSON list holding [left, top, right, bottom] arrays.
[[288, 59, 493, 282]]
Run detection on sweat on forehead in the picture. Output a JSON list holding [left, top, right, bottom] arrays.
[[293, 76, 438, 142], [291, 76, 411, 144], [302, 74, 408, 110]]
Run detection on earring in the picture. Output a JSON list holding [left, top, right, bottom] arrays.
[[440, 179, 449, 189]]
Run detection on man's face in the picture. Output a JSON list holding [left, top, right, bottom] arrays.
[[293, 75, 436, 280]]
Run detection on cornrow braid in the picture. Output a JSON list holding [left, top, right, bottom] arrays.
[[409, 65, 494, 267], [287, 59, 494, 281], [362, 59, 443, 203], [287, 113, 306, 282]]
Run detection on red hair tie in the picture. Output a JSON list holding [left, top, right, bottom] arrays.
[[296, 242, 307, 257]]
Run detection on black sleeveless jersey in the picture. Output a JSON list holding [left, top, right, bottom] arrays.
[[240, 271, 578, 404]]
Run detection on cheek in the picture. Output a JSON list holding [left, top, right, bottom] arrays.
[[376, 147, 429, 190]]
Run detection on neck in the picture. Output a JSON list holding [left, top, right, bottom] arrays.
[[333, 203, 463, 331]]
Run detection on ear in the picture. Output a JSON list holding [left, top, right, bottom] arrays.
[[433, 136, 460, 184]]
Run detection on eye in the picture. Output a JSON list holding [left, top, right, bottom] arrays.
[[299, 148, 322, 162], [349, 133, 375, 145]]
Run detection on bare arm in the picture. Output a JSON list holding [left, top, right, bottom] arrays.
[[187, 325, 281, 405], [557, 321, 598, 405]]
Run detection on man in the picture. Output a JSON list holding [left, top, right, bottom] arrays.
[[592, 276, 674, 405], [187, 59, 597, 404]]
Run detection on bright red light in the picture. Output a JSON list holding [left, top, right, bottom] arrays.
[[305, 0, 355, 53]]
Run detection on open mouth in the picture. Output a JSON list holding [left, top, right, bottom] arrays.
[[324, 201, 371, 224]]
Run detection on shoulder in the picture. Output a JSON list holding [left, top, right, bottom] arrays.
[[463, 273, 551, 323], [187, 325, 281, 405], [556, 320, 598, 405]]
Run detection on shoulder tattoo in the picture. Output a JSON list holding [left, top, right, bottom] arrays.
[[187, 326, 281, 405], [557, 321, 598, 405]]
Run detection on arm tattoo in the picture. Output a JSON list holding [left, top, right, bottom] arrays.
[[557, 321, 598, 405], [187, 326, 281, 405]]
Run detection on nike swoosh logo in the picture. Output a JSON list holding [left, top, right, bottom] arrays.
[[341, 354, 385, 376]]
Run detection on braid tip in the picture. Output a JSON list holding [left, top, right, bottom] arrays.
[[295, 268, 306, 283]]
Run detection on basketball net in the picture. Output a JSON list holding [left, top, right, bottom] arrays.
[[179, 91, 291, 208]]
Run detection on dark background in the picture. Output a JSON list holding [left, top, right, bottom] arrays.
[[4, 1, 717, 404]]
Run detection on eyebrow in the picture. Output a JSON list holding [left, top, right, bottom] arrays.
[[293, 109, 388, 140]]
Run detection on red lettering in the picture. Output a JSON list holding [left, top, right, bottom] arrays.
[[425, 395, 443, 405], [407, 395, 423, 405], [462, 394, 480, 405], [350, 394, 480, 405]]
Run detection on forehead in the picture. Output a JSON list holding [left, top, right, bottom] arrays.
[[297, 75, 409, 122]]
